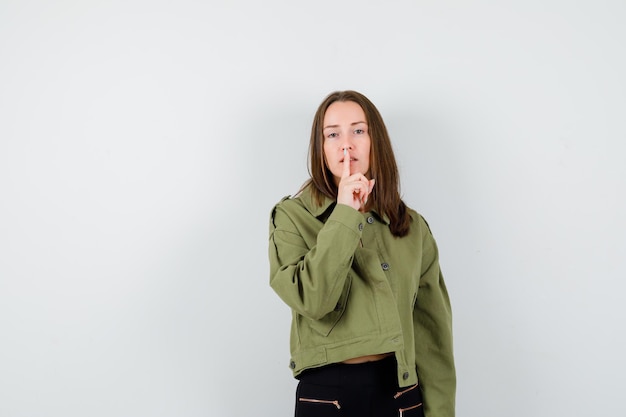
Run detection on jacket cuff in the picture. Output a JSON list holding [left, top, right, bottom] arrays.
[[326, 204, 365, 237]]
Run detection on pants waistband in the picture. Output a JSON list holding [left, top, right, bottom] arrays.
[[297, 355, 397, 387]]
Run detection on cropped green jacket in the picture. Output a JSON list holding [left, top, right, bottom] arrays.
[[268, 185, 456, 417]]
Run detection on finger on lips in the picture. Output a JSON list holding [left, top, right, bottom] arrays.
[[342, 148, 350, 179], [339, 148, 375, 210]]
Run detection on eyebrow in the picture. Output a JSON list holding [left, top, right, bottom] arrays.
[[323, 121, 367, 130]]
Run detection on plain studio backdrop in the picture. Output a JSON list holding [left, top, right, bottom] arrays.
[[1, 1, 624, 416]]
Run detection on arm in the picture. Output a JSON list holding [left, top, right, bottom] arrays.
[[269, 201, 363, 320], [413, 217, 456, 417]]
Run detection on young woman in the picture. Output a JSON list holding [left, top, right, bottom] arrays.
[[269, 91, 455, 417]]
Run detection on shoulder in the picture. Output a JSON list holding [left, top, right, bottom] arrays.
[[270, 194, 306, 217], [406, 206, 434, 236], [270, 194, 295, 220], [269, 193, 314, 232], [273, 184, 335, 218]]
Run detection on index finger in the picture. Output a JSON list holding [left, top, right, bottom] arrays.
[[342, 148, 350, 179]]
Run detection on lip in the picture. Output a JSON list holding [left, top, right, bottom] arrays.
[[340, 158, 357, 163]]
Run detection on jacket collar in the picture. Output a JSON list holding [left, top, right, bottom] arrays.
[[297, 184, 390, 225]]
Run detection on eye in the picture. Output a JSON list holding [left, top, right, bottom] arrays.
[[326, 132, 338, 139], [354, 128, 365, 135]]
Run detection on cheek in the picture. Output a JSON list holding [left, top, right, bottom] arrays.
[[324, 146, 328, 166], [363, 141, 371, 168], [322, 147, 334, 174], [323, 144, 335, 165]]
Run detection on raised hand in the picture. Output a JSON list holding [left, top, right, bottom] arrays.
[[336, 148, 375, 212]]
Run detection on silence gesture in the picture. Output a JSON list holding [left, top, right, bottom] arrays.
[[336, 148, 375, 212]]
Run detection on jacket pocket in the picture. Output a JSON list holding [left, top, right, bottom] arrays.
[[308, 274, 352, 337]]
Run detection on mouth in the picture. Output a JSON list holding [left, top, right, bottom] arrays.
[[340, 158, 357, 163]]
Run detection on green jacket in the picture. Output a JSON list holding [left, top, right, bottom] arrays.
[[268, 185, 456, 417]]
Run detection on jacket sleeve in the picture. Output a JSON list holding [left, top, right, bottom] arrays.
[[413, 216, 456, 417], [269, 200, 363, 320]]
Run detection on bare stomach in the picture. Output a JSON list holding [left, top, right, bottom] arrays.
[[341, 352, 393, 364]]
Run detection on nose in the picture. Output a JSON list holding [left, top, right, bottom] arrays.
[[340, 137, 353, 151]]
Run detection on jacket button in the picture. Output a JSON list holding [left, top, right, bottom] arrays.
[[381, 262, 390, 271], [289, 361, 296, 369], [367, 216, 374, 224], [358, 223, 364, 231], [403, 372, 410, 380]]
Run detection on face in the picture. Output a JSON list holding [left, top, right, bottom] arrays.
[[322, 100, 371, 184]]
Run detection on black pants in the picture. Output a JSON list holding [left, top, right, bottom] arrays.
[[295, 356, 424, 417]]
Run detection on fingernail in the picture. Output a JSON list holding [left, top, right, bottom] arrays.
[[343, 148, 347, 156]]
